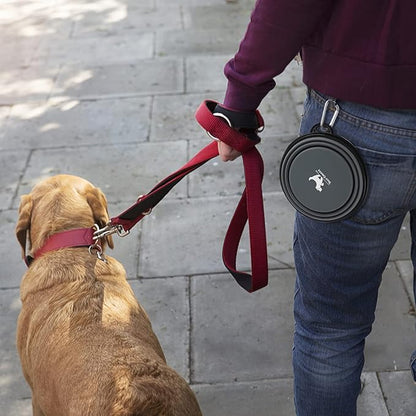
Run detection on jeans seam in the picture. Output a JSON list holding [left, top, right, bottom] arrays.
[[339, 113, 416, 138], [403, 171, 416, 208], [310, 89, 416, 138], [351, 208, 404, 225]]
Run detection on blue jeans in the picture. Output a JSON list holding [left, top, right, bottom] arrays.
[[293, 89, 416, 416]]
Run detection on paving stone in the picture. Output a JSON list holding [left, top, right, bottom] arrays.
[[396, 260, 415, 310], [2, 398, 32, 416], [0, 66, 59, 105], [262, 193, 297, 269], [378, 370, 416, 416], [364, 263, 416, 372], [188, 141, 247, 198], [0, 36, 42, 70], [0, 150, 30, 210], [0, 14, 73, 50], [35, 0, 155, 25], [3, 97, 151, 150], [138, 193, 295, 278], [15, 141, 188, 207], [357, 372, 389, 416], [0, 105, 12, 142], [157, 0, 254, 6], [289, 85, 307, 121], [390, 214, 411, 261], [0, 210, 27, 289], [186, 55, 231, 93], [52, 59, 184, 100], [157, 28, 247, 57], [258, 87, 302, 137], [182, 4, 252, 30], [0, 0, 71, 26], [130, 277, 191, 381], [139, 197, 238, 277], [72, 5, 182, 37], [191, 270, 295, 383], [150, 93, 223, 142], [32, 32, 154, 67], [0, 289, 32, 413], [0, 2, 30, 25], [276, 60, 304, 88], [186, 56, 303, 95], [193, 379, 295, 416]]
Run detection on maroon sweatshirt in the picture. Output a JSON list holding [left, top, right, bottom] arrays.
[[224, 0, 416, 111]]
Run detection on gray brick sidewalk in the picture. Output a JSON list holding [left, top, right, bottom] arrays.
[[1, 1, 415, 415]]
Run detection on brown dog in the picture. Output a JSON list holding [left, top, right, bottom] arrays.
[[15, 174, 202, 416]]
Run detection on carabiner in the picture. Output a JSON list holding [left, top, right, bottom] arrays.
[[320, 99, 340, 129]]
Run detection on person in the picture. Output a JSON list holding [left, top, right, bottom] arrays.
[[212, 1, 416, 415]]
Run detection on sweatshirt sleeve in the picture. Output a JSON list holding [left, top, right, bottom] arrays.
[[223, 0, 335, 111]]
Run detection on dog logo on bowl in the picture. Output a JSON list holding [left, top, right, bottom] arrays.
[[308, 174, 324, 192]]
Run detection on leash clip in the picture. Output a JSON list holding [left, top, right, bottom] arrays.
[[88, 242, 106, 262], [92, 223, 130, 240], [89, 225, 106, 261]]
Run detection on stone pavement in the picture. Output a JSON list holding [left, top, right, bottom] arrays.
[[0, 0, 415, 415]]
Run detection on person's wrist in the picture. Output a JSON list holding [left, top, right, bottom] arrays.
[[213, 103, 264, 141]]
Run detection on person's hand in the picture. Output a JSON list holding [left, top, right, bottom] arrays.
[[217, 140, 241, 162]]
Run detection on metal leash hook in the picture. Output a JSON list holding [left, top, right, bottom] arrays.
[[89, 226, 106, 262], [88, 243, 106, 262], [92, 223, 130, 240]]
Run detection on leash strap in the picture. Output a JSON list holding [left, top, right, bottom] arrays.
[[110, 100, 268, 292], [110, 140, 219, 231]]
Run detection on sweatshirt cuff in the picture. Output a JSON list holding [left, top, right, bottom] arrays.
[[223, 59, 276, 112]]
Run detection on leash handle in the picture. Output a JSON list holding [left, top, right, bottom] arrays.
[[110, 100, 268, 292], [195, 100, 262, 152], [222, 148, 268, 292], [195, 100, 268, 292]]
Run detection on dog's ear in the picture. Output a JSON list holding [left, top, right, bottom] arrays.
[[16, 194, 33, 259], [86, 187, 114, 249]]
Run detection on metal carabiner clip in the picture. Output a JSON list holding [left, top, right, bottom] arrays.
[[92, 223, 130, 240], [320, 99, 340, 130]]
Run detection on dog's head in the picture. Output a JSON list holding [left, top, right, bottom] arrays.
[[16, 174, 114, 260]]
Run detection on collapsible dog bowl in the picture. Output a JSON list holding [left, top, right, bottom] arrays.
[[279, 132, 368, 222]]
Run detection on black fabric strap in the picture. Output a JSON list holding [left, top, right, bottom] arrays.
[[213, 104, 260, 130]]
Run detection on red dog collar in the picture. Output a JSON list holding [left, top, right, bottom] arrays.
[[26, 227, 96, 266]]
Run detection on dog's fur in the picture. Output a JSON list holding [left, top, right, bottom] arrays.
[[15, 174, 202, 416]]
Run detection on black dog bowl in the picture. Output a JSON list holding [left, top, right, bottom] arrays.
[[280, 132, 368, 222]]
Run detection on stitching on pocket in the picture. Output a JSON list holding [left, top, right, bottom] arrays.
[[310, 90, 416, 139]]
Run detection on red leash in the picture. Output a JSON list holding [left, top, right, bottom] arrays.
[[29, 101, 269, 293]]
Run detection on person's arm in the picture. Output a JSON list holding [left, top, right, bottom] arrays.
[[217, 0, 333, 161], [223, 0, 334, 112]]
